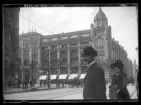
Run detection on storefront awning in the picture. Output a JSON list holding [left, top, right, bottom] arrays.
[[39, 75, 47, 80], [69, 74, 78, 79], [59, 74, 67, 79], [80, 74, 86, 79], [50, 75, 57, 80]]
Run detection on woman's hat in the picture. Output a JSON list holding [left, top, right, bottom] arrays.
[[82, 46, 97, 57], [110, 60, 124, 70]]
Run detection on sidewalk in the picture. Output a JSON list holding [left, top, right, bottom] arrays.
[[4, 84, 57, 94]]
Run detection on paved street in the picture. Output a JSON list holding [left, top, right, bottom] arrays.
[[4, 87, 82, 100], [4, 84, 57, 94], [4, 84, 137, 100]]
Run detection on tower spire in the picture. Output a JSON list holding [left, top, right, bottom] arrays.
[[99, 7, 102, 12]]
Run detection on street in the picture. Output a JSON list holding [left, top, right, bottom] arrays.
[[4, 84, 138, 100]]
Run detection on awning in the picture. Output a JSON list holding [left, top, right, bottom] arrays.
[[59, 74, 67, 79], [50, 75, 57, 80], [69, 74, 78, 79], [39, 75, 47, 80], [80, 74, 86, 79]]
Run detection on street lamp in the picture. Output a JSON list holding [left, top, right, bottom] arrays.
[[31, 53, 34, 87], [48, 60, 51, 89]]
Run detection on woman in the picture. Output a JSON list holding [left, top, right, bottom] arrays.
[[109, 75, 117, 99], [109, 60, 130, 101]]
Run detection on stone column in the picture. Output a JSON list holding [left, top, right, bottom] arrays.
[[56, 45, 60, 88], [48, 46, 51, 89], [37, 42, 40, 83], [37, 41, 40, 66], [67, 44, 70, 76], [57, 45, 60, 77], [29, 41, 32, 81], [78, 42, 81, 77], [21, 40, 24, 83]]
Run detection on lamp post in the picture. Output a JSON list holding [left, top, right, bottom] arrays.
[[31, 53, 34, 87], [48, 61, 51, 89]]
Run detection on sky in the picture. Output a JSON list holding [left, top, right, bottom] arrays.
[[19, 7, 138, 65]]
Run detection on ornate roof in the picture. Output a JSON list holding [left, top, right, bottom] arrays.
[[94, 7, 108, 22]]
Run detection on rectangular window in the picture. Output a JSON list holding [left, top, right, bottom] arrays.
[[80, 41, 89, 45], [51, 38, 58, 41], [81, 33, 89, 37], [61, 36, 68, 40], [51, 45, 57, 50], [60, 44, 67, 49], [42, 46, 49, 50], [70, 43, 77, 46], [70, 35, 78, 39]]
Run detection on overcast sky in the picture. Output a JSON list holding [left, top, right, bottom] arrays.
[[19, 7, 138, 65]]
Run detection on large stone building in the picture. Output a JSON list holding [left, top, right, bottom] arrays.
[[4, 7, 20, 87], [19, 31, 42, 84], [41, 7, 112, 81], [19, 7, 129, 83]]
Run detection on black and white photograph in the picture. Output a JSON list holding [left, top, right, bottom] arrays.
[[3, 4, 138, 102]]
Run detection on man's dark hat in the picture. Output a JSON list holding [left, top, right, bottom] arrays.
[[82, 46, 97, 57], [110, 59, 124, 70]]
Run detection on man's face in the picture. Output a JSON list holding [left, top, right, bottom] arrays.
[[83, 55, 94, 64]]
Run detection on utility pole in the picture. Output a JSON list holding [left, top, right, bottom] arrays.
[[48, 46, 51, 89], [31, 55, 33, 87]]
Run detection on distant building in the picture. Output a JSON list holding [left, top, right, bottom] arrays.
[[19, 31, 42, 83], [132, 60, 138, 81], [110, 39, 128, 75], [126, 58, 133, 78]]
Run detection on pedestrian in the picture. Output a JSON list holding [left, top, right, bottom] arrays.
[[24, 72, 29, 91], [22, 81, 25, 90], [44, 80, 46, 87], [82, 46, 107, 100], [30, 80, 32, 88], [136, 71, 139, 98], [110, 60, 130, 101]]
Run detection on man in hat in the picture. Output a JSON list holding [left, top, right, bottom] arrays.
[[82, 46, 107, 100]]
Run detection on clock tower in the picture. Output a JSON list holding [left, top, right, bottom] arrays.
[[90, 7, 112, 83]]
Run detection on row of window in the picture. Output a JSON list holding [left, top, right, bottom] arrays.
[[42, 43, 90, 50], [42, 33, 90, 42]]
